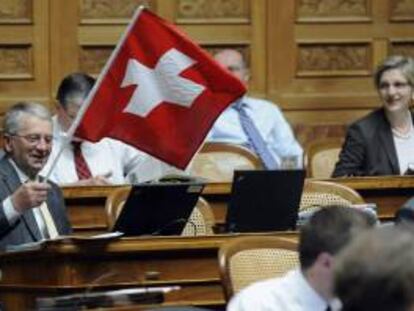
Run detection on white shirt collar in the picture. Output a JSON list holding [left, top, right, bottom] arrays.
[[7, 157, 44, 183], [8, 158, 30, 183], [295, 269, 335, 310]]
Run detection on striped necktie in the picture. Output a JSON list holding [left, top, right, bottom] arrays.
[[72, 142, 92, 180], [234, 101, 278, 169], [38, 202, 59, 239]]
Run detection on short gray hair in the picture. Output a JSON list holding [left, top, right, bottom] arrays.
[[3, 102, 52, 135], [374, 55, 414, 89]]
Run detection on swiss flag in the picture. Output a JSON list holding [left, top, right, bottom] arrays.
[[75, 8, 246, 169]]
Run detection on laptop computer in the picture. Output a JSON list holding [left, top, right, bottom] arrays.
[[226, 169, 306, 233], [113, 182, 205, 236]]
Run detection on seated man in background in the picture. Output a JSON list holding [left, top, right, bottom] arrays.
[[42, 72, 183, 186], [227, 206, 375, 311], [333, 55, 414, 177], [0, 102, 71, 248], [207, 49, 302, 169], [335, 226, 414, 311]]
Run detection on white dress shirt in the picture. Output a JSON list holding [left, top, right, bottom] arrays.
[[227, 269, 339, 311], [392, 125, 414, 174], [207, 96, 303, 167], [42, 117, 183, 185]]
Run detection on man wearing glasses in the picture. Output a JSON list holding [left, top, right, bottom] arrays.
[[0, 102, 71, 249]]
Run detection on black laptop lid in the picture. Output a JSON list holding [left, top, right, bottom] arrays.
[[226, 170, 306, 233], [113, 182, 205, 236]]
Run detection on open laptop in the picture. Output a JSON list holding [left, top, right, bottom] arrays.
[[113, 182, 205, 236], [226, 170, 306, 233]]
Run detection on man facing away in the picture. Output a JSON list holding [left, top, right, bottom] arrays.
[[335, 225, 414, 311], [227, 206, 375, 311], [0, 102, 71, 249], [42, 72, 184, 186], [207, 49, 302, 169]]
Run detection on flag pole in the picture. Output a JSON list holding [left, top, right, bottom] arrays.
[[43, 6, 146, 181]]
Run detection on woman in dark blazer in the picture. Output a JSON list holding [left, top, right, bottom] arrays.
[[333, 55, 414, 177]]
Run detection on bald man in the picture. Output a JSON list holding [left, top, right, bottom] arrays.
[[207, 49, 302, 169]]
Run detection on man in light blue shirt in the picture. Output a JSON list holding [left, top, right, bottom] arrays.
[[207, 49, 302, 168]]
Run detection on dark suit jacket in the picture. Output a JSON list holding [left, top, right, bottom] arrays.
[[0, 156, 72, 249], [332, 108, 413, 177]]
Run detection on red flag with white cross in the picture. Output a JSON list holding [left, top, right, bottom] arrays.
[[74, 7, 246, 169]]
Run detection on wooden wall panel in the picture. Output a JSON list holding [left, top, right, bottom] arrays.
[[0, 0, 50, 118], [267, 0, 414, 146], [0, 0, 412, 147]]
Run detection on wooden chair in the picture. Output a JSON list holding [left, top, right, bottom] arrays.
[[105, 186, 215, 235], [190, 142, 263, 182], [300, 180, 365, 212], [305, 138, 343, 178], [218, 236, 299, 300]]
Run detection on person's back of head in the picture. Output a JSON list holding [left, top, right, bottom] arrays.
[[335, 225, 414, 311], [299, 206, 376, 270], [395, 197, 414, 224]]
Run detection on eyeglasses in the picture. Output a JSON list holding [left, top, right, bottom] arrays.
[[379, 81, 411, 90], [226, 65, 244, 73], [8, 134, 54, 145]]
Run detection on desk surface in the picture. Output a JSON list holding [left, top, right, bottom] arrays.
[[62, 176, 414, 234], [61, 175, 414, 198], [0, 233, 297, 310]]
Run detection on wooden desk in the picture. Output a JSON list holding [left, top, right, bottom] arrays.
[[200, 176, 414, 224], [64, 185, 125, 235], [62, 176, 414, 235], [327, 176, 414, 220], [0, 233, 297, 310]]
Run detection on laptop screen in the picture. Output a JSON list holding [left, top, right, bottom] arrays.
[[226, 170, 306, 232], [113, 182, 205, 236]]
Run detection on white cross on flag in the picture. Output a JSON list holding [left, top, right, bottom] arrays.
[[75, 8, 246, 169]]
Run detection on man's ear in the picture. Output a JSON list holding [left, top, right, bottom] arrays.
[[3, 135, 12, 153], [243, 69, 251, 84], [55, 102, 64, 114], [316, 252, 334, 269]]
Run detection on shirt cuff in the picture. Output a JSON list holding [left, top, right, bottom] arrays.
[[3, 196, 21, 224]]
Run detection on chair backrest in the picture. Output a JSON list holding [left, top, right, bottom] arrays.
[[104, 186, 215, 235], [300, 180, 365, 212], [181, 197, 215, 235], [305, 138, 343, 178], [190, 142, 262, 182], [218, 236, 299, 300]]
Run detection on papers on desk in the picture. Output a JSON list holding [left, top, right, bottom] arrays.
[[4, 232, 124, 253], [63, 231, 124, 241], [36, 286, 180, 309], [5, 240, 45, 252], [296, 203, 379, 228]]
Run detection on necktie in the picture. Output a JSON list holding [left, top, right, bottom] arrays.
[[72, 142, 92, 180], [235, 101, 278, 169], [38, 202, 59, 239]]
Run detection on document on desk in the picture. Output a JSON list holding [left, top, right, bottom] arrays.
[[36, 286, 181, 309], [5, 240, 45, 252], [65, 231, 124, 241], [4, 232, 124, 252]]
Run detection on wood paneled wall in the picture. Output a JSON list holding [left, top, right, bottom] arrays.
[[0, 0, 413, 147]]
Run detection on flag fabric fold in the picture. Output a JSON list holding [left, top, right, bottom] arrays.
[[75, 8, 246, 169]]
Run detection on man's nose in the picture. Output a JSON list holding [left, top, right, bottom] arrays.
[[35, 138, 52, 151]]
